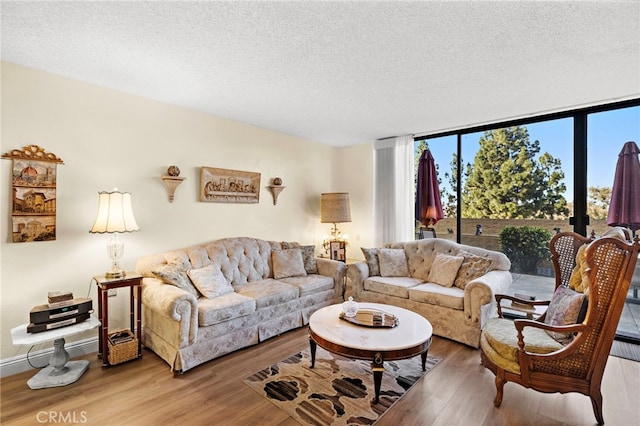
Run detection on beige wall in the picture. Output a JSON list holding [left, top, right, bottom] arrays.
[[0, 62, 374, 362]]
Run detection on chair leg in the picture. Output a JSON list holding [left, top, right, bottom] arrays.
[[590, 390, 604, 425], [494, 372, 505, 407]]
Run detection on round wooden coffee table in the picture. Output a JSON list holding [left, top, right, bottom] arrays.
[[308, 302, 433, 403]]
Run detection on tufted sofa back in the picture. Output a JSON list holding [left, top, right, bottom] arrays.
[[136, 237, 284, 286], [384, 238, 511, 280]]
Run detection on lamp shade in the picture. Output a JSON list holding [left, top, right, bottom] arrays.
[[320, 193, 351, 223], [89, 190, 140, 234]]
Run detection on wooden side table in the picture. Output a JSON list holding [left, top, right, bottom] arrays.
[[94, 273, 143, 366]]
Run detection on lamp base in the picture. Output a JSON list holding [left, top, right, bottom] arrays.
[[105, 270, 125, 279]]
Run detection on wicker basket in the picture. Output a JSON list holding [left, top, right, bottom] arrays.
[[107, 329, 138, 365]]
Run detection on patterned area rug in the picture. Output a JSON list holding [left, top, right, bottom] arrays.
[[243, 347, 440, 425]]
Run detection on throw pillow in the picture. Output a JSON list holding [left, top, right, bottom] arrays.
[[300, 245, 318, 274], [427, 253, 465, 287], [272, 249, 307, 279], [162, 250, 191, 268], [378, 248, 409, 277], [152, 263, 201, 298], [568, 244, 590, 295], [361, 248, 381, 276], [187, 263, 234, 298], [544, 285, 587, 344], [453, 253, 493, 289]]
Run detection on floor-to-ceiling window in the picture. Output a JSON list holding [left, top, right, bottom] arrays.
[[415, 98, 640, 341], [587, 105, 640, 340]]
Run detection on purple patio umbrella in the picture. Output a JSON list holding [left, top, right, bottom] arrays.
[[415, 149, 444, 234], [607, 141, 640, 237]]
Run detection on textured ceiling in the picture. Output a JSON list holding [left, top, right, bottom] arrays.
[[1, 1, 639, 147]]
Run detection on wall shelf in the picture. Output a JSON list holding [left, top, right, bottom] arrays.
[[268, 185, 285, 205], [161, 176, 186, 203]]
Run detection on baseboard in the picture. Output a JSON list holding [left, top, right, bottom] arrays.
[[0, 336, 99, 378]]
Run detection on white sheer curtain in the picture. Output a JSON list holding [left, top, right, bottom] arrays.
[[373, 135, 415, 245]]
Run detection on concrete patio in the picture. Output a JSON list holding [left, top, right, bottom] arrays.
[[510, 273, 640, 340]]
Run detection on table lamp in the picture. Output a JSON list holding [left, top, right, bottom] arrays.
[[321, 193, 351, 259], [89, 189, 140, 279]]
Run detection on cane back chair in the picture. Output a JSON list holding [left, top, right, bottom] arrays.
[[481, 231, 640, 425]]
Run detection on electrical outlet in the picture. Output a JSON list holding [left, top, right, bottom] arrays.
[[107, 288, 117, 297]]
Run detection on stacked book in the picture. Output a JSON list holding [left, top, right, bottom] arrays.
[[48, 291, 74, 308]]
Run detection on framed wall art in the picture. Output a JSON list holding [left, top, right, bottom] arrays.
[[2, 145, 64, 243], [200, 166, 261, 203]]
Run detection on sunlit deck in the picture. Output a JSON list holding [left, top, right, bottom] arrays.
[[510, 273, 640, 340]]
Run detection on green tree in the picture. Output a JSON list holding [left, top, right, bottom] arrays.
[[462, 126, 568, 219], [442, 152, 470, 218], [587, 186, 612, 220]]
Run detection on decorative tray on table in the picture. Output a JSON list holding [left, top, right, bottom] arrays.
[[339, 309, 399, 328]]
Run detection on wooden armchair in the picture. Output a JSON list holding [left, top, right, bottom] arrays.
[[481, 232, 640, 425]]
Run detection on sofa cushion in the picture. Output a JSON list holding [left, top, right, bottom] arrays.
[[272, 249, 307, 279], [361, 247, 381, 276], [453, 253, 494, 289], [407, 283, 464, 310], [205, 238, 273, 285], [281, 242, 318, 274], [378, 248, 409, 277], [482, 317, 564, 373], [187, 263, 235, 298], [364, 276, 423, 299], [152, 263, 201, 298], [234, 279, 299, 309], [300, 245, 318, 274], [544, 285, 587, 344], [279, 274, 334, 297], [197, 292, 256, 327], [427, 253, 464, 287], [186, 245, 211, 268]]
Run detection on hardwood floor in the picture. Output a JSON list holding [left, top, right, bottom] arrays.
[[1, 328, 638, 426]]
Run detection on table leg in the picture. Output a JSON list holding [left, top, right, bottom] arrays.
[[371, 352, 384, 403], [97, 287, 103, 358], [136, 285, 142, 356], [421, 336, 432, 371], [309, 338, 317, 368], [129, 286, 135, 335], [49, 338, 70, 375], [101, 288, 109, 367]]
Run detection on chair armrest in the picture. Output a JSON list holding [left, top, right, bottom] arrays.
[[141, 277, 199, 345], [346, 261, 369, 299], [495, 294, 550, 318], [513, 318, 587, 351], [316, 258, 348, 298], [464, 270, 512, 322]]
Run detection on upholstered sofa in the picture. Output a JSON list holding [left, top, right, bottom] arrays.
[[347, 238, 512, 348], [135, 237, 347, 372]]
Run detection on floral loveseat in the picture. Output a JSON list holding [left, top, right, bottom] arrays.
[[347, 238, 512, 348], [135, 237, 347, 372]]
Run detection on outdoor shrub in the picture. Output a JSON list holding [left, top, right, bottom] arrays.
[[498, 226, 552, 274]]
